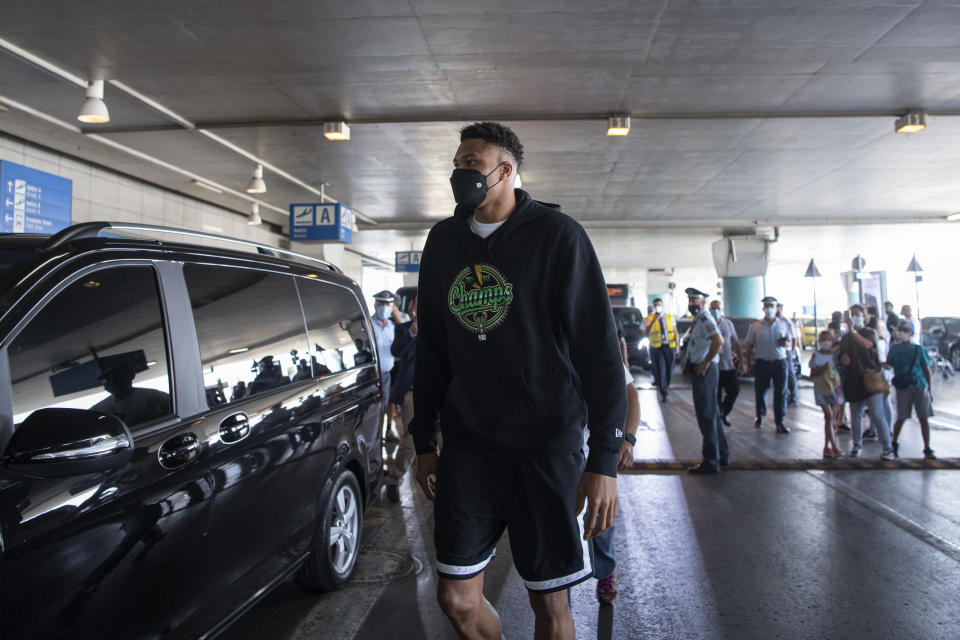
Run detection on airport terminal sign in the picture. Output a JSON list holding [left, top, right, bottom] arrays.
[[289, 202, 353, 243], [395, 250, 422, 272], [0, 161, 72, 234]]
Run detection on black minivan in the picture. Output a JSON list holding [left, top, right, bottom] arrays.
[[0, 222, 383, 639]]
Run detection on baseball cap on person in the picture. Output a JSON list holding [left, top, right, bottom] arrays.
[[897, 318, 915, 333]]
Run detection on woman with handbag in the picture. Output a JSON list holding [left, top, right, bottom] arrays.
[[810, 331, 843, 459], [838, 304, 895, 460]]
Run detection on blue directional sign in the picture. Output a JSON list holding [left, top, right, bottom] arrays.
[[395, 251, 422, 273], [0, 161, 72, 234], [289, 202, 353, 243]]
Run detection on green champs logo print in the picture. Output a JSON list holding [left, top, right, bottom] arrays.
[[448, 264, 514, 337]]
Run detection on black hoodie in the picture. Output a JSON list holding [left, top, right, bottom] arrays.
[[410, 189, 626, 477]]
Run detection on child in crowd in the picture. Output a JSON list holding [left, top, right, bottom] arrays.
[[887, 319, 936, 459], [810, 331, 843, 458]]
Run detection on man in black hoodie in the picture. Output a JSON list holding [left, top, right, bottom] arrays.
[[410, 122, 626, 639]]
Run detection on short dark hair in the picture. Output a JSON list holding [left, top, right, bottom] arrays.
[[460, 122, 524, 166], [653, 297, 663, 304], [850, 304, 865, 314]]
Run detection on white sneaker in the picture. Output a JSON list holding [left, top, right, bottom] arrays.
[[881, 450, 895, 461], [850, 445, 861, 458]]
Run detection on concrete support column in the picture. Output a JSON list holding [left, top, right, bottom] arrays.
[[722, 276, 764, 318]]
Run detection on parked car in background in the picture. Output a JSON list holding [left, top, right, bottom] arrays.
[[800, 317, 829, 349], [0, 222, 382, 640], [921, 316, 960, 370], [612, 306, 651, 371]]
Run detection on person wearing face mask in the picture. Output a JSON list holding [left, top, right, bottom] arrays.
[[887, 319, 936, 459], [743, 296, 792, 434], [776, 303, 800, 406], [838, 304, 894, 460], [644, 297, 680, 402], [710, 299, 742, 426], [684, 288, 728, 474], [410, 122, 625, 639], [371, 290, 397, 432]]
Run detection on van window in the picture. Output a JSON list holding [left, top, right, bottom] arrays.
[[296, 278, 372, 375], [8, 266, 173, 428], [183, 265, 312, 407]]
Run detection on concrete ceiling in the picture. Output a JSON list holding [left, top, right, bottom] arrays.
[[2, 0, 960, 241]]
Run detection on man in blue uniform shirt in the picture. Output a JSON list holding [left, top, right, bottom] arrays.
[[684, 287, 728, 475], [744, 296, 793, 434]]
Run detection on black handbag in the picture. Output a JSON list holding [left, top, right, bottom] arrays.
[[892, 345, 920, 390]]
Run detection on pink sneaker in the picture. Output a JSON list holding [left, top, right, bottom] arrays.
[[596, 574, 618, 605]]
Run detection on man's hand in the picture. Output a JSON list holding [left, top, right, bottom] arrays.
[[617, 442, 634, 472], [576, 471, 618, 540], [416, 452, 438, 501], [695, 360, 709, 376]]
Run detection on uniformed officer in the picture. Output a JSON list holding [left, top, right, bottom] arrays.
[[371, 290, 397, 430], [744, 296, 792, 433], [644, 297, 680, 402], [776, 302, 799, 406], [710, 299, 742, 426], [684, 287, 728, 475]]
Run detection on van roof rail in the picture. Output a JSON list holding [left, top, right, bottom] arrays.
[[39, 221, 341, 274]]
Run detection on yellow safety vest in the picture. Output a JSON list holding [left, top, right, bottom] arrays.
[[646, 313, 678, 348]]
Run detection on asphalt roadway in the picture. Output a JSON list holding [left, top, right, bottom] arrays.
[[220, 372, 960, 640]]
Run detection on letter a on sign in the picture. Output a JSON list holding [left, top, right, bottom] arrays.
[[317, 205, 334, 225]]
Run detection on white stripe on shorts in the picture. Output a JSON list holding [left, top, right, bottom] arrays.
[[522, 507, 593, 592], [437, 550, 496, 577]]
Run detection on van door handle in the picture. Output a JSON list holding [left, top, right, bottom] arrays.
[[158, 433, 200, 469], [219, 413, 250, 444]]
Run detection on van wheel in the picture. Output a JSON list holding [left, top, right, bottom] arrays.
[[296, 470, 363, 592]]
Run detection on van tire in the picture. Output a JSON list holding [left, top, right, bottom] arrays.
[[296, 470, 363, 592]]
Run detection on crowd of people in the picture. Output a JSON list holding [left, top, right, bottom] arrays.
[[810, 303, 935, 461]]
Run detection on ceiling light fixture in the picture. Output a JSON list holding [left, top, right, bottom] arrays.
[[192, 179, 223, 194], [77, 80, 110, 124], [228, 347, 250, 354], [946, 212, 960, 222], [606, 115, 630, 137], [246, 164, 266, 194], [323, 121, 350, 141], [247, 202, 262, 226], [895, 110, 926, 134]]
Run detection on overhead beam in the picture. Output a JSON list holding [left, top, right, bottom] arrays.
[[86, 109, 960, 135]]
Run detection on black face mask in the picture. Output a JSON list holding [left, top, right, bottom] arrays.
[[450, 162, 505, 209], [688, 304, 701, 315]]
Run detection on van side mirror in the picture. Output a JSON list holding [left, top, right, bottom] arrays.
[[3, 409, 133, 478]]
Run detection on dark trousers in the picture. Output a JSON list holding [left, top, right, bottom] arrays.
[[754, 358, 788, 426], [651, 346, 675, 398], [692, 362, 728, 468], [786, 351, 799, 404], [718, 369, 740, 417]]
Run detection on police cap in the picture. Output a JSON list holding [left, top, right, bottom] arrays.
[[372, 290, 395, 302], [685, 287, 709, 298], [761, 296, 778, 305]]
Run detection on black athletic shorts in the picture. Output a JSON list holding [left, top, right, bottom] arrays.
[[433, 445, 592, 593]]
